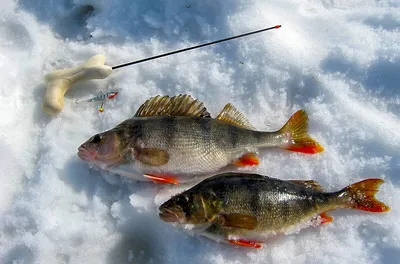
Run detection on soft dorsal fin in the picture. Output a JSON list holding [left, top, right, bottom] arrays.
[[288, 180, 325, 192], [134, 94, 211, 118], [216, 103, 255, 130]]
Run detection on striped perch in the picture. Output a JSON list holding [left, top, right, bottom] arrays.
[[78, 94, 324, 184]]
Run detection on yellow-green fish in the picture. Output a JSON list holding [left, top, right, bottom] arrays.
[[159, 173, 390, 248], [78, 94, 323, 184]]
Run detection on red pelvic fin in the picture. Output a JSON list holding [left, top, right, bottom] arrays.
[[143, 174, 179, 185], [228, 239, 263, 249], [319, 212, 333, 225], [233, 153, 260, 167]]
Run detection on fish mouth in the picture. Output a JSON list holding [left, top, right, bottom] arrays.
[[77, 145, 97, 161], [159, 208, 182, 223]]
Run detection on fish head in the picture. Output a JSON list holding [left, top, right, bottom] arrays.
[[159, 190, 222, 225], [78, 131, 123, 165]]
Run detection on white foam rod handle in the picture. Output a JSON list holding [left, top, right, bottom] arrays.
[[42, 54, 113, 115]]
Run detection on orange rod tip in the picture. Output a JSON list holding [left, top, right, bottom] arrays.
[[275, 25, 282, 28]]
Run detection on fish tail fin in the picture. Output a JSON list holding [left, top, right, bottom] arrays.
[[340, 178, 390, 212], [278, 110, 324, 154]]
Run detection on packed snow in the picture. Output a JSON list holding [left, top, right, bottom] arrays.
[[0, 0, 399, 263]]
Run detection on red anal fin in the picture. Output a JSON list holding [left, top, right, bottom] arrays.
[[319, 212, 333, 225], [311, 212, 333, 226], [233, 153, 260, 167], [284, 142, 324, 154], [143, 174, 179, 185], [228, 239, 263, 249]]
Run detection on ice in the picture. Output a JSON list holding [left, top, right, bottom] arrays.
[[0, 0, 399, 263]]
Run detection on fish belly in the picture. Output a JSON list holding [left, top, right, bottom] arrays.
[[132, 147, 240, 181], [201, 213, 323, 245], [104, 146, 241, 182]]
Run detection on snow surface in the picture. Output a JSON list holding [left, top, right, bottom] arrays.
[[0, 0, 399, 263]]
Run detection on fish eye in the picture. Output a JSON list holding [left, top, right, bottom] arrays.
[[176, 195, 189, 206], [92, 134, 102, 143]]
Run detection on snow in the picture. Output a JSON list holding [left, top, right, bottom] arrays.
[[0, 0, 399, 263]]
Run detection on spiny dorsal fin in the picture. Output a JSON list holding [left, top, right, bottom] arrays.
[[216, 103, 255, 130], [134, 94, 211, 118], [288, 180, 325, 192]]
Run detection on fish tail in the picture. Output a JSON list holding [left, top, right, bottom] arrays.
[[340, 178, 390, 212], [278, 110, 324, 154]]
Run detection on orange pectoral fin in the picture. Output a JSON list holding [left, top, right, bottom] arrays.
[[220, 213, 258, 230], [233, 153, 260, 167], [143, 174, 179, 185], [228, 239, 263, 249], [136, 148, 170, 166]]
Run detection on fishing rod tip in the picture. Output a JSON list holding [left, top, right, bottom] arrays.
[[275, 25, 282, 29]]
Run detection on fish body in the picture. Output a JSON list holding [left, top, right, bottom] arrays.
[[159, 173, 390, 248], [106, 116, 283, 177], [78, 94, 323, 183]]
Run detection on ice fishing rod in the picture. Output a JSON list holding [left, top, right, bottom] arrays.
[[42, 24, 281, 115], [111, 25, 281, 70]]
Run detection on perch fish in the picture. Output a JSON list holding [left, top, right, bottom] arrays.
[[78, 94, 323, 184], [159, 173, 390, 248]]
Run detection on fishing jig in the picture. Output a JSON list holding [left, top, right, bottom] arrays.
[[75, 90, 119, 112]]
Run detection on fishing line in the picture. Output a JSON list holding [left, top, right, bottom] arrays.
[[111, 25, 281, 70]]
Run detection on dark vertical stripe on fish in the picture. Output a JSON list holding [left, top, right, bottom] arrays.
[[249, 191, 262, 216], [161, 117, 176, 147], [253, 131, 264, 145], [228, 125, 239, 147], [198, 117, 211, 141], [132, 120, 144, 139]]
